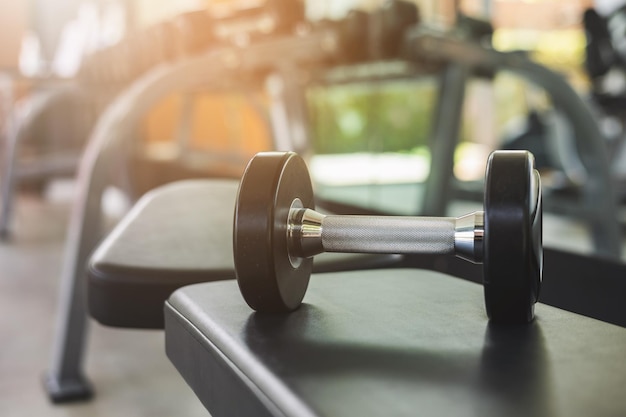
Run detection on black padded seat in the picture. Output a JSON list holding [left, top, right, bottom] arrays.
[[165, 269, 626, 417], [88, 179, 400, 329]]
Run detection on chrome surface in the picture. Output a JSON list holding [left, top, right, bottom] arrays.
[[454, 211, 484, 263], [289, 207, 485, 260], [288, 201, 325, 263]]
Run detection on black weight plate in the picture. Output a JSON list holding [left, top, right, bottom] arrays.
[[234, 152, 314, 312], [483, 150, 542, 323]]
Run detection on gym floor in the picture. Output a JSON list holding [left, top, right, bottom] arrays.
[[0, 188, 209, 417], [0, 180, 622, 417]]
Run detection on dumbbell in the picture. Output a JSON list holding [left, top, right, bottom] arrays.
[[234, 151, 542, 323], [375, 0, 420, 59], [208, 0, 306, 42], [334, 1, 420, 63]]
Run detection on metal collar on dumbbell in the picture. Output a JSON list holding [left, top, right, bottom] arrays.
[[453, 211, 484, 264], [287, 198, 325, 268]]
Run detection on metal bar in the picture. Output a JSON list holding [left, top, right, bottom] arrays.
[[267, 73, 294, 151], [176, 92, 195, 161], [321, 215, 455, 254], [279, 66, 312, 155], [0, 91, 17, 239], [421, 63, 469, 216]]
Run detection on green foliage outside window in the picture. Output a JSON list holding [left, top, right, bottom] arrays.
[[308, 79, 437, 155]]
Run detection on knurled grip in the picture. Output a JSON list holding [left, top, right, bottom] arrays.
[[321, 216, 456, 254]]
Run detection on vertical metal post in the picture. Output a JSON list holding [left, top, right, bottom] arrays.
[[283, 71, 312, 156], [0, 95, 17, 239], [482, 0, 492, 19], [267, 73, 293, 151], [266, 66, 311, 154], [176, 92, 194, 161], [421, 64, 469, 216]]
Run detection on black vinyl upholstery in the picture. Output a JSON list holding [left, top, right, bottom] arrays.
[[165, 269, 626, 417], [88, 179, 400, 328]]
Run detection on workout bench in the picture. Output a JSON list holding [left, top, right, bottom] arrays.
[[88, 179, 400, 329]]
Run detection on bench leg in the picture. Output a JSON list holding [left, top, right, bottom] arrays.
[[43, 157, 107, 403]]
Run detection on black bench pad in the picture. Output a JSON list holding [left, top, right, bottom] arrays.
[[165, 268, 626, 417], [88, 179, 400, 329]]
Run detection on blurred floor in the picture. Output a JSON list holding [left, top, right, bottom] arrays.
[[0, 188, 209, 417]]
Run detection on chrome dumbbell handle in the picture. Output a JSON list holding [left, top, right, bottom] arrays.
[[288, 200, 484, 263]]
